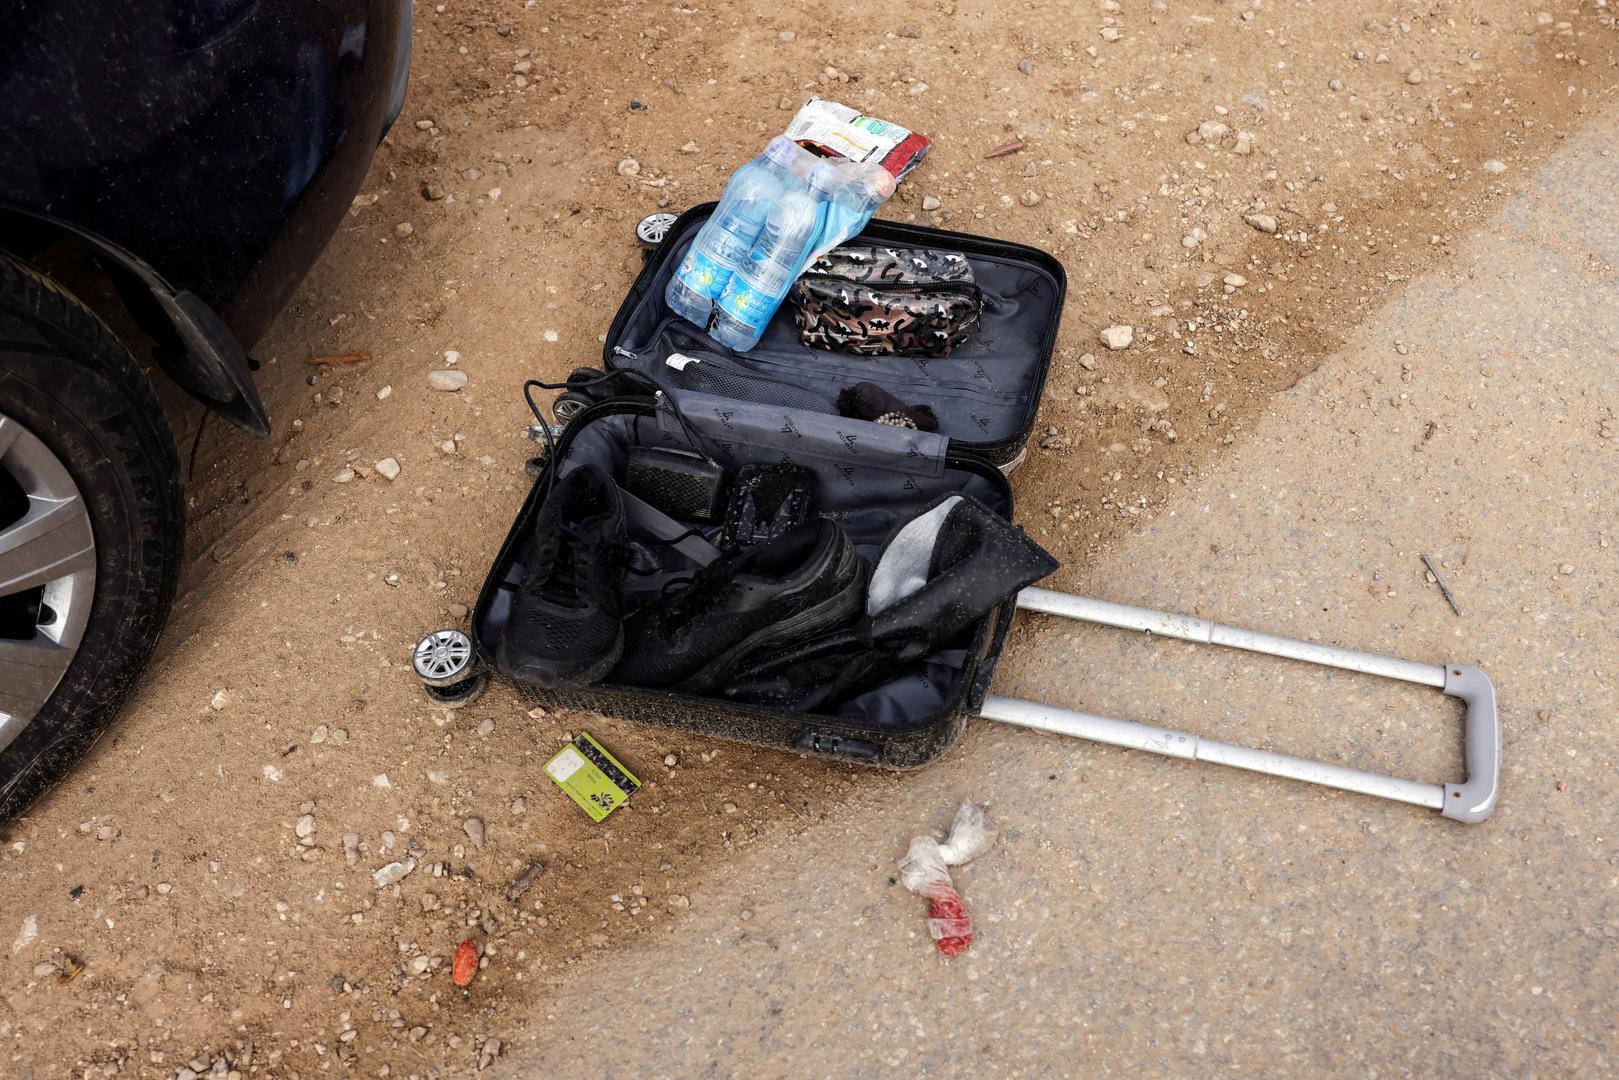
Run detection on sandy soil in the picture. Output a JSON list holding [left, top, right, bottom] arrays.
[[3, 0, 1617, 1075]]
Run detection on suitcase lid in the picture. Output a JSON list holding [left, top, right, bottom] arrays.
[[598, 204, 1067, 466]]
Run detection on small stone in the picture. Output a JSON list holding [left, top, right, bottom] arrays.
[[410, 954, 431, 975], [375, 457, 401, 481], [1018, 59, 1034, 76], [414, 119, 434, 130], [394, 222, 414, 238], [921, 195, 942, 211], [422, 182, 447, 201], [478, 1038, 502, 1071], [722, 801, 738, 814], [1329, 78, 1345, 92], [375, 384, 392, 401], [1406, 68, 1424, 84], [667, 894, 691, 910], [156, 882, 173, 895], [1196, 120, 1230, 143], [1482, 159, 1507, 174], [512, 60, 533, 75], [333, 467, 356, 484], [1558, 563, 1575, 575], [1223, 273, 1248, 288], [96, 825, 118, 842], [1078, 352, 1097, 371], [679, 141, 700, 153], [778, 30, 796, 42], [616, 158, 641, 177], [1100, 325, 1134, 350], [506, 862, 544, 901], [372, 858, 417, 889], [1244, 213, 1278, 234], [463, 818, 486, 850], [31, 961, 56, 978], [262, 764, 283, 783], [427, 369, 469, 392], [1232, 132, 1255, 155], [295, 815, 316, 839], [343, 833, 361, 866], [209, 690, 229, 711], [476, 717, 494, 736], [664, 754, 679, 767]]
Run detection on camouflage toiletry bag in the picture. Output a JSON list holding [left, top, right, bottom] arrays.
[[789, 245, 983, 357]]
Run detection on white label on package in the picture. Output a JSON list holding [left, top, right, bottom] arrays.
[[786, 98, 911, 164], [545, 745, 587, 782], [665, 352, 702, 371]]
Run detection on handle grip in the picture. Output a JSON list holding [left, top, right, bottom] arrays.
[[1440, 665, 1500, 823]]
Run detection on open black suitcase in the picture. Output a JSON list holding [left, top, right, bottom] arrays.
[[467, 204, 1067, 769]]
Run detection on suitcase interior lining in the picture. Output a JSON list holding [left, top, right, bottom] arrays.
[[476, 412, 1012, 733], [607, 216, 1062, 446]]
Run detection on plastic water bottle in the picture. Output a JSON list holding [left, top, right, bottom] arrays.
[[665, 136, 801, 327], [814, 162, 896, 262], [710, 162, 838, 352]]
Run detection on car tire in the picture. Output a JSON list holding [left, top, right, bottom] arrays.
[[0, 254, 183, 824]]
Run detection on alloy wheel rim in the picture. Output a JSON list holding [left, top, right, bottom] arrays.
[[0, 413, 96, 756], [413, 629, 473, 685]]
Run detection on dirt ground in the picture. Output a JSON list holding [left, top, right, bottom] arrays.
[[4, 0, 1618, 1075]]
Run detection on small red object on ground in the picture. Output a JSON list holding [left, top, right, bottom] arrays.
[[927, 883, 974, 958], [452, 940, 479, 986], [898, 800, 997, 959]]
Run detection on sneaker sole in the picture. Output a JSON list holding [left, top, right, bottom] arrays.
[[497, 624, 625, 690], [678, 547, 869, 696]]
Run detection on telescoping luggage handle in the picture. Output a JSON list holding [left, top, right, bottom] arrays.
[[982, 588, 1500, 824]]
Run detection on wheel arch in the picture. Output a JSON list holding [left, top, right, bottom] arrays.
[[0, 204, 270, 438]]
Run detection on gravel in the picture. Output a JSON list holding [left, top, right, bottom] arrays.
[[1244, 213, 1279, 234], [427, 369, 469, 392], [375, 457, 401, 481], [921, 195, 942, 211], [463, 817, 486, 850], [372, 858, 417, 889], [1100, 325, 1135, 350]]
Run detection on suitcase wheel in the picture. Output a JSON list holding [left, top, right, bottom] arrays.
[[635, 212, 678, 250], [412, 629, 487, 707], [552, 390, 595, 424]]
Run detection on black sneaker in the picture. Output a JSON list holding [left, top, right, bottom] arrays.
[[609, 520, 868, 694], [497, 465, 627, 687]]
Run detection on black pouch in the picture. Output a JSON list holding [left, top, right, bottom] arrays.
[[790, 245, 983, 357]]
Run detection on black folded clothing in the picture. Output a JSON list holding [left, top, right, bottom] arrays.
[[722, 494, 1057, 711]]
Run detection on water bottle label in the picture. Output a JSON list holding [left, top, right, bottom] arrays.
[[675, 247, 731, 297], [718, 279, 769, 329]]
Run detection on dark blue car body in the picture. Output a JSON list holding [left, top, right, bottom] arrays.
[[0, 0, 411, 435]]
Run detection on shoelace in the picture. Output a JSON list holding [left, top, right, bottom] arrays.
[[535, 520, 615, 609]]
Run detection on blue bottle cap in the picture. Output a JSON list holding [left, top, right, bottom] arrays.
[[762, 136, 802, 167]]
